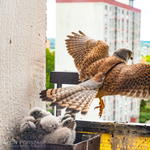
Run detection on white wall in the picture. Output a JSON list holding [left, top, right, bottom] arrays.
[[0, 0, 46, 149], [115, 0, 129, 5]]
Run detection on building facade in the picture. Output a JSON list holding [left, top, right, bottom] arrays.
[[55, 0, 141, 122]]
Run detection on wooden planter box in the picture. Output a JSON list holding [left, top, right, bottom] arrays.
[[11, 133, 100, 150]]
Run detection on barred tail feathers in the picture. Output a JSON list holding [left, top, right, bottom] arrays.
[[40, 86, 84, 101], [52, 89, 98, 115], [67, 90, 98, 114], [40, 78, 103, 115]]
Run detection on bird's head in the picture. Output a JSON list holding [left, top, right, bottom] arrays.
[[29, 107, 43, 119], [113, 48, 133, 63], [20, 121, 36, 139], [61, 114, 71, 122], [62, 117, 76, 130]]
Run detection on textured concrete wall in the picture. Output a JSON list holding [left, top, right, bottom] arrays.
[[0, 0, 46, 149]]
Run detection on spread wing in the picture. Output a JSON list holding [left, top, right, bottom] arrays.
[[102, 63, 150, 100], [66, 30, 109, 80]]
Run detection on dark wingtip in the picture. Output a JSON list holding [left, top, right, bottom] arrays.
[[57, 105, 66, 109], [78, 30, 85, 36], [66, 107, 74, 112], [81, 111, 88, 115], [71, 110, 80, 114], [42, 97, 53, 101], [39, 89, 47, 95], [40, 94, 46, 98], [50, 103, 56, 106], [50, 103, 66, 109]]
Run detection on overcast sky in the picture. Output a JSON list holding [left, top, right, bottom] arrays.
[[47, 0, 150, 41]]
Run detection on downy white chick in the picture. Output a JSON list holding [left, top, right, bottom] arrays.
[[39, 113, 72, 132], [21, 116, 35, 124], [19, 119, 49, 141], [42, 117, 76, 145], [19, 121, 37, 141], [39, 115, 59, 133], [29, 107, 52, 119]]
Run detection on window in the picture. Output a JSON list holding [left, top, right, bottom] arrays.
[[132, 20, 135, 30], [131, 100, 133, 111], [105, 18, 107, 27], [126, 11, 129, 19], [132, 33, 134, 40], [122, 32, 124, 40], [122, 10, 124, 18], [115, 21, 117, 28], [118, 19, 120, 29], [115, 31, 117, 40], [114, 42, 117, 50], [105, 5, 108, 15], [126, 32, 128, 41], [113, 100, 115, 109], [115, 7, 117, 16], [122, 20, 124, 30], [113, 112, 115, 120], [110, 7, 112, 15], [132, 12, 135, 20], [127, 21, 129, 30]]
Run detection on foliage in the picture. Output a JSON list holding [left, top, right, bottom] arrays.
[[142, 55, 150, 62], [140, 99, 147, 108], [47, 109, 54, 115], [46, 48, 55, 89], [139, 99, 150, 123], [140, 99, 150, 113], [139, 112, 150, 123]]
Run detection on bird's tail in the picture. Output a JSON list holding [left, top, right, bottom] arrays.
[[40, 79, 101, 115]]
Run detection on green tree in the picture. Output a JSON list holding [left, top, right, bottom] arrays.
[[46, 48, 55, 89], [140, 99, 147, 108], [142, 55, 150, 62]]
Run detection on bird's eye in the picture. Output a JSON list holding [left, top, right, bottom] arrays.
[[34, 111, 39, 115], [24, 131, 29, 134], [129, 52, 132, 56], [67, 120, 71, 124]]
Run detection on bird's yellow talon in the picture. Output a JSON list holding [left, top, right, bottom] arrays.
[[94, 98, 105, 117]]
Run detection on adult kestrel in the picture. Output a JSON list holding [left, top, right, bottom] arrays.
[[40, 31, 150, 117]]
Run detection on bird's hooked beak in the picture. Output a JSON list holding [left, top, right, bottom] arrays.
[[68, 121, 75, 129], [36, 111, 43, 118], [130, 52, 133, 60], [39, 111, 43, 115]]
